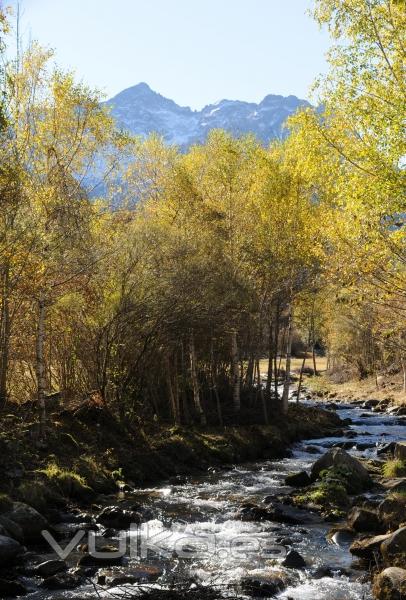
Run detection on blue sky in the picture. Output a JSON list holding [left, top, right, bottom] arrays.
[[8, 0, 332, 108]]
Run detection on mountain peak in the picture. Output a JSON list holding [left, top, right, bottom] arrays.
[[106, 84, 310, 147]]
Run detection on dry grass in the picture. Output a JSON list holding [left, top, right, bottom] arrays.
[[258, 354, 328, 376]]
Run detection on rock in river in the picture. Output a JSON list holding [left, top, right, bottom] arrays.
[[4, 502, 48, 542], [281, 549, 307, 569], [35, 559, 67, 578], [311, 448, 372, 491], [373, 567, 406, 600], [0, 535, 23, 566], [347, 507, 381, 533], [381, 526, 406, 566], [350, 533, 391, 560], [284, 471, 311, 488]]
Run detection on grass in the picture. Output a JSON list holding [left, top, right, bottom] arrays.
[[383, 459, 406, 478], [258, 355, 328, 376], [37, 461, 93, 499]]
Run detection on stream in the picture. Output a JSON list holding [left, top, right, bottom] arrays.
[[21, 400, 406, 600]]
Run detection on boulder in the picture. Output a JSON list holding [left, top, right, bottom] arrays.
[[310, 448, 373, 491], [77, 550, 124, 567], [347, 507, 381, 533], [395, 443, 406, 462], [363, 399, 380, 409], [373, 567, 406, 600], [4, 502, 48, 542], [381, 527, 406, 566], [304, 446, 322, 454], [284, 471, 311, 488], [0, 516, 24, 543], [241, 576, 286, 597], [379, 496, 406, 530], [96, 506, 141, 529], [0, 535, 23, 566], [35, 559, 67, 578], [350, 533, 391, 560], [239, 503, 304, 525], [281, 549, 307, 569], [41, 572, 81, 590], [0, 579, 28, 597], [381, 479, 406, 495]]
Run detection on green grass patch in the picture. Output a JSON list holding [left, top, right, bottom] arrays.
[[383, 459, 406, 478], [37, 462, 93, 500]]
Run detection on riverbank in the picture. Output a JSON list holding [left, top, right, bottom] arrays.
[[0, 401, 343, 515], [302, 370, 406, 406]]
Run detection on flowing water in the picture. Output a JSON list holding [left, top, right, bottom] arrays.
[[23, 401, 406, 600]]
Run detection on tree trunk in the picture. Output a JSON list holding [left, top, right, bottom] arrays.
[[0, 265, 10, 409], [256, 358, 268, 424], [273, 303, 280, 399], [282, 306, 293, 414], [210, 341, 223, 426], [36, 291, 47, 437], [165, 352, 179, 425], [297, 345, 308, 404], [231, 329, 240, 414], [401, 355, 406, 395], [189, 331, 206, 425], [173, 351, 181, 423], [265, 319, 273, 396]]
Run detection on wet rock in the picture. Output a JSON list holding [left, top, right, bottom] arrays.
[[281, 549, 307, 569], [373, 567, 406, 600], [0, 535, 23, 565], [379, 496, 406, 530], [276, 537, 294, 546], [333, 441, 357, 450], [381, 526, 406, 565], [284, 471, 311, 488], [77, 549, 124, 567], [97, 565, 162, 586], [312, 565, 347, 579], [241, 575, 286, 597], [310, 448, 373, 491], [356, 442, 376, 451], [350, 533, 391, 559], [96, 506, 141, 529], [381, 478, 406, 495], [347, 507, 381, 533], [344, 430, 358, 439], [0, 516, 24, 544], [304, 445, 322, 454], [4, 502, 48, 542], [168, 475, 188, 486], [394, 442, 406, 462], [102, 527, 116, 538], [0, 578, 28, 597], [239, 503, 304, 525], [41, 571, 82, 590], [363, 399, 380, 409], [35, 559, 67, 578]]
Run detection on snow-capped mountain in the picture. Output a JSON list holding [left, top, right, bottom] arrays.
[[105, 83, 311, 147]]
